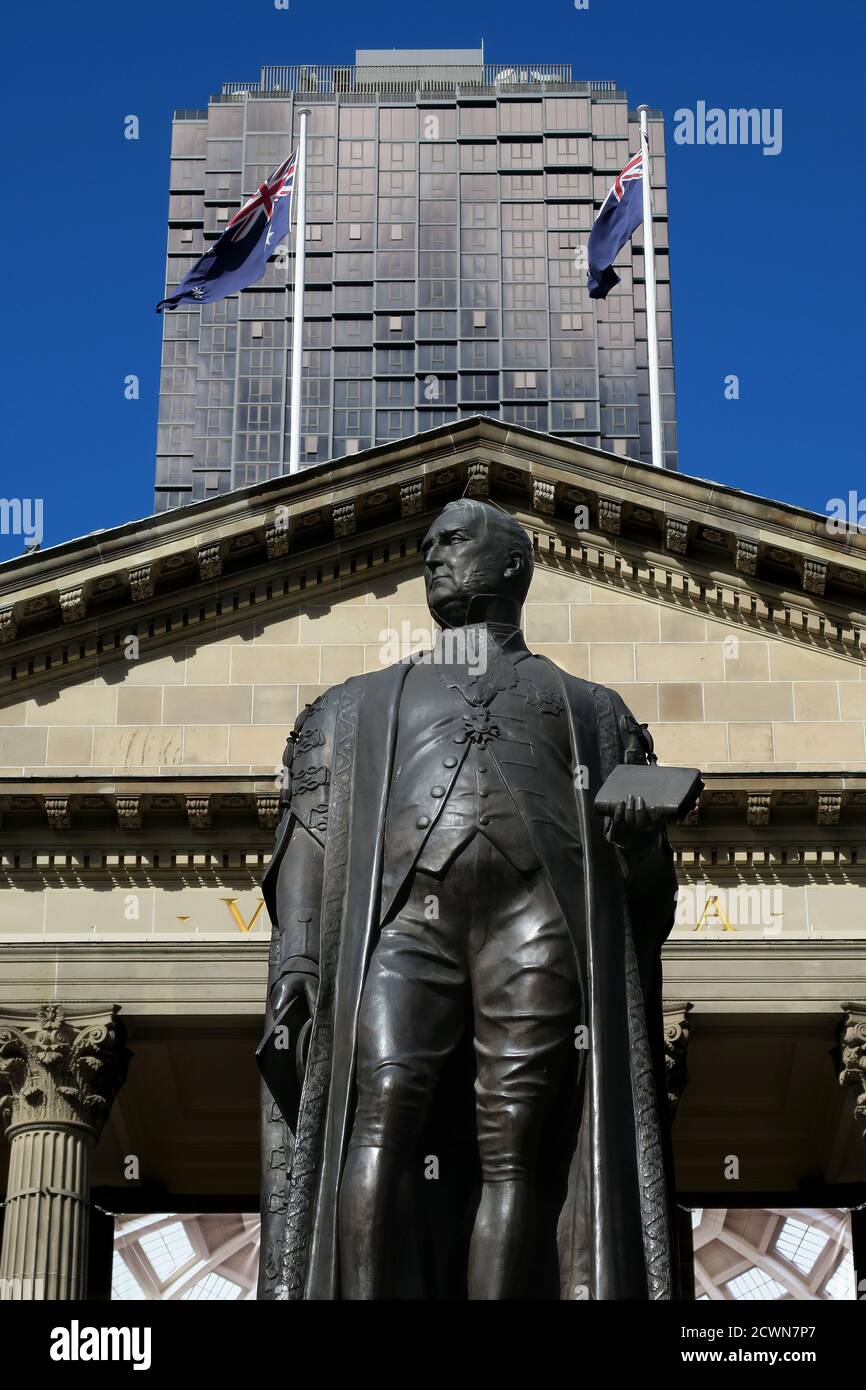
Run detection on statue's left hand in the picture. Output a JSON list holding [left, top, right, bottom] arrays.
[[606, 794, 668, 850], [270, 970, 318, 1021]]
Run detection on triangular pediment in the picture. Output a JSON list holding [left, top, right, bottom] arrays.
[[1, 417, 865, 699]]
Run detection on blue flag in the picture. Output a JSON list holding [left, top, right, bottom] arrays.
[[157, 151, 297, 312], [587, 150, 644, 300]]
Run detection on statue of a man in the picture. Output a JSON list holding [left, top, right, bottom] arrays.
[[258, 498, 680, 1300]]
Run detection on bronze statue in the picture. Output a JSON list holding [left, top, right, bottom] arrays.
[[257, 498, 684, 1300]]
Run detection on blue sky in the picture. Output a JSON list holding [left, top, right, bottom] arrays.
[[1, 0, 863, 560]]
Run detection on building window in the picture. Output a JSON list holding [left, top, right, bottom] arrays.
[[389, 316, 402, 332], [349, 223, 362, 240], [217, 207, 229, 222], [473, 310, 487, 329], [345, 438, 360, 454], [500, 101, 542, 134], [251, 321, 263, 339], [306, 224, 323, 242], [304, 435, 318, 454], [390, 224, 403, 241]]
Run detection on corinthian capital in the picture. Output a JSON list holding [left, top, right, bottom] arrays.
[[0, 1004, 129, 1138], [839, 1002, 866, 1141], [663, 1001, 693, 1119]]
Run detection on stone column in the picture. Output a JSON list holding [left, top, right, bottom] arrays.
[[839, 1002, 866, 1140], [0, 1004, 129, 1300], [663, 1001, 694, 1121]]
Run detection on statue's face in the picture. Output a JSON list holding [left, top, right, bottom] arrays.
[[421, 504, 513, 626]]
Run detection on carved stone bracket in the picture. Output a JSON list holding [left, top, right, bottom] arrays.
[[400, 481, 423, 518], [59, 587, 87, 625], [128, 565, 156, 602], [265, 511, 290, 559], [735, 538, 759, 576], [598, 497, 622, 535], [532, 479, 555, 516], [817, 793, 842, 826], [333, 501, 356, 539], [466, 461, 490, 499], [186, 795, 212, 829], [839, 1003, 866, 1140], [0, 1004, 129, 1137], [45, 796, 72, 831], [662, 1001, 693, 1119], [197, 542, 223, 581], [803, 557, 828, 596], [665, 518, 689, 555], [256, 794, 281, 830], [0, 609, 18, 644], [116, 796, 143, 831], [746, 792, 772, 827]]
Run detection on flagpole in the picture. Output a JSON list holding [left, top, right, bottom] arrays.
[[289, 108, 310, 475], [637, 105, 664, 470]]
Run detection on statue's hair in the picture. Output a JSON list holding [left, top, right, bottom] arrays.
[[439, 497, 534, 602]]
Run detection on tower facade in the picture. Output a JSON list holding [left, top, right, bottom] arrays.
[[156, 49, 677, 511]]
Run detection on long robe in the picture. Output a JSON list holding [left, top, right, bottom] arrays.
[[258, 656, 680, 1300]]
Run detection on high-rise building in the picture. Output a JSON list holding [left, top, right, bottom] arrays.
[[155, 48, 677, 511]]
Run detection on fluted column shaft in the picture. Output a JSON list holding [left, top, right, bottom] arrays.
[[1, 1123, 93, 1299]]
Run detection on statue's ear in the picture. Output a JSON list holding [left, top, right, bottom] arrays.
[[503, 549, 524, 581]]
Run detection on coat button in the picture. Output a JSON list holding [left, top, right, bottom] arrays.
[[443, 756, 458, 768], [416, 815, 431, 829], [479, 790, 489, 799], [479, 815, 490, 826], [453, 734, 467, 744], [431, 785, 445, 797]]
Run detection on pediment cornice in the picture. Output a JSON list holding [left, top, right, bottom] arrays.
[[2, 419, 865, 695]]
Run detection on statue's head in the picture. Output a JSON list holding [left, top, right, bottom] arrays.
[[421, 498, 534, 629]]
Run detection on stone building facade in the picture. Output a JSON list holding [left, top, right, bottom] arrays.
[[1, 418, 864, 1297]]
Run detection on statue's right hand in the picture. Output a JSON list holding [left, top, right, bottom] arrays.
[[270, 971, 319, 1020]]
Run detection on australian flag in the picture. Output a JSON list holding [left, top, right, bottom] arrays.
[[157, 151, 297, 312], [587, 150, 643, 299]]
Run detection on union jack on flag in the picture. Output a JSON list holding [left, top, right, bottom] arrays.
[[612, 150, 643, 200], [158, 149, 298, 312], [227, 152, 297, 241], [587, 149, 645, 300]]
